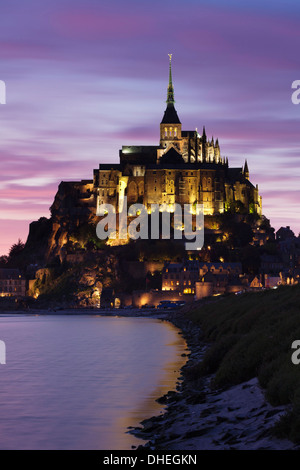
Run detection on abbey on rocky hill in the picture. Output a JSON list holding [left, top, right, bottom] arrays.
[[93, 55, 262, 216]]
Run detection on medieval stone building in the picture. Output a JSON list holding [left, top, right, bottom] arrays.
[[93, 56, 262, 217]]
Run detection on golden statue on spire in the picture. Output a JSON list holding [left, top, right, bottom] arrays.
[[168, 53, 172, 61]]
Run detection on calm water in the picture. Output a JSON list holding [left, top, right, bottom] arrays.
[[0, 314, 187, 449]]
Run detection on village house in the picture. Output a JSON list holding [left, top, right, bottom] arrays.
[[0, 269, 26, 297]]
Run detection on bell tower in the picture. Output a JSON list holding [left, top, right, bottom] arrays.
[[160, 54, 182, 150]]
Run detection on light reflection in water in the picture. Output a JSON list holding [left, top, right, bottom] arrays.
[[0, 314, 187, 449]]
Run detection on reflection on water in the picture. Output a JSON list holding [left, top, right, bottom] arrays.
[[0, 314, 187, 449]]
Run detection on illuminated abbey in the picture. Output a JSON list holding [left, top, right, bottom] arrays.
[[93, 55, 262, 216]]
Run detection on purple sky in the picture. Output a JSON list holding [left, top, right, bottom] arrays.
[[0, 0, 300, 255]]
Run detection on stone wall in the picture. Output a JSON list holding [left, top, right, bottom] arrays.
[[132, 289, 194, 308]]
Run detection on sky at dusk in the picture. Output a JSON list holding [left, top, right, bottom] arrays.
[[0, 0, 300, 255]]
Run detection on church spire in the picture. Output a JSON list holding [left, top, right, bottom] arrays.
[[161, 54, 181, 125], [167, 53, 174, 104], [244, 159, 249, 180]]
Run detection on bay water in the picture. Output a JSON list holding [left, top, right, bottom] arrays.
[[0, 314, 187, 449]]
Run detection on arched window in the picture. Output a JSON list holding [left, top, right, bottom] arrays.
[[138, 181, 144, 196], [164, 127, 167, 137], [174, 128, 177, 137]]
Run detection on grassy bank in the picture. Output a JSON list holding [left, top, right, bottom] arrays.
[[186, 285, 300, 443]]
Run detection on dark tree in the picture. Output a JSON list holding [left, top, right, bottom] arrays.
[[9, 239, 25, 258], [0, 255, 8, 267]]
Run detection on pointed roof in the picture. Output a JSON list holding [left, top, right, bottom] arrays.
[[160, 147, 185, 165], [244, 159, 249, 174], [161, 54, 181, 124], [161, 105, 181, 124]]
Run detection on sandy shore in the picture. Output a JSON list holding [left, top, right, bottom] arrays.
[[130, 312, 300, 450]]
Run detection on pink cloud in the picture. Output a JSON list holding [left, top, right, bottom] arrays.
[[0, 41, 51, 59], [54, 9, 154, 39]]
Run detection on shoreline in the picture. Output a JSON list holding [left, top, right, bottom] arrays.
[[130, 310, 300, 450], [1, 306, 298, 450], [0, 307, 167, 317]]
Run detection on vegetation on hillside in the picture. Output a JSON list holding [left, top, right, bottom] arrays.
[[186, 285, 300, 442]]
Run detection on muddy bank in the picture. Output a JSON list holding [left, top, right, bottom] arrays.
[[130, 312, 299, 450]]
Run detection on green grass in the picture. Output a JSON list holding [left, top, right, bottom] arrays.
[[186, 284, 300, 442]]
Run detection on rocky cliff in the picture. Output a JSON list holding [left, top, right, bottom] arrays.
[[24, 179, 99, 264]]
